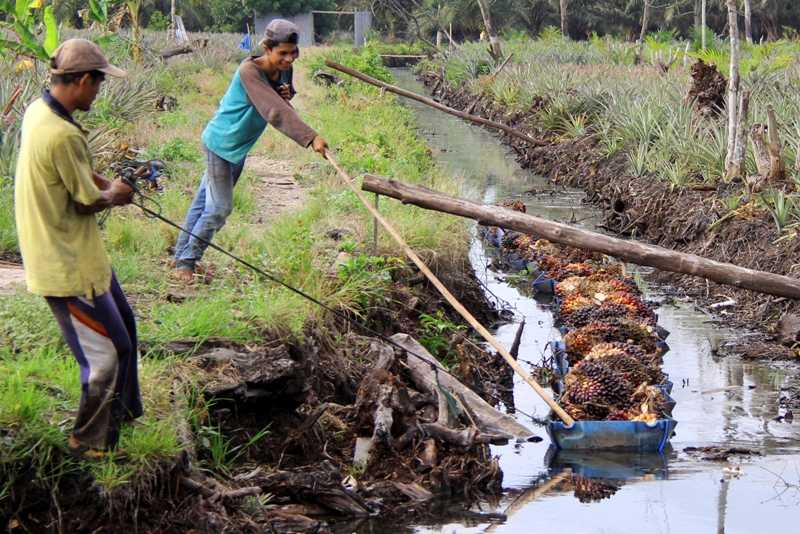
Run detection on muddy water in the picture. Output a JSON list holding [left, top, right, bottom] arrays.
[[391, 69, 800, 534]]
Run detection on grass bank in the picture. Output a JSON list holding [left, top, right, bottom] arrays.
[[1, 37, 471, 521]]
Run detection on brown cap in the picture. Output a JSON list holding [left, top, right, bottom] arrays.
[[50, 38, 126, 78], [263, 19, 299, 43]]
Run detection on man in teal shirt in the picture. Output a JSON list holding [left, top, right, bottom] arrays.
[[174, 19, 328, 281]]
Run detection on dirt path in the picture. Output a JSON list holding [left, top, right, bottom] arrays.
[[0, 262, 24, 296], [246, 156, 307, 224]]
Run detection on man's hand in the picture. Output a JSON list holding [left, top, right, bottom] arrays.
[[108, 179, 134, 206], [93, 172, 111, 191], [311, 136, 329, 158], [278, 84, 293, 101]]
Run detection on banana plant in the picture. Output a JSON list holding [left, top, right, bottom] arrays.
[[0, 0, 60, 61]]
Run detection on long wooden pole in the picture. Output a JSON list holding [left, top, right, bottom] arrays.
[[325, 61, 545, 147], [326, 154, 574, 426], [361, 175, 800, 300]]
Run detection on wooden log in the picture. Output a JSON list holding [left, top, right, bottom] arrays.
[[361, 175, 800, 300], [391, 333, 535, 438], [160, 45, 194, 59], [324, 61, 546, 147]]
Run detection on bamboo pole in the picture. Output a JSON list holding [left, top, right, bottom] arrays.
[[325, 61, 545, 147], [326, 153, 575, 426], [361, 175, 800, 300]]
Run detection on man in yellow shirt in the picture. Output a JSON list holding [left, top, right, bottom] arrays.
[[14, 39, 141, 459]]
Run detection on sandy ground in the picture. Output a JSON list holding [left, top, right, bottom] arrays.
[[246, 156, 307, 223], [0, 262, 25, 295]]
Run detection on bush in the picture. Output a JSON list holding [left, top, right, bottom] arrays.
[[148, 10, 171, 31]]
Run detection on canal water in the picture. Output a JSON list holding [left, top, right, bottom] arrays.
[[390, 69, 800, 534]]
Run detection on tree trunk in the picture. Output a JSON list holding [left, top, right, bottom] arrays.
[[361, 175, 800, 300], [724, 0, 740, 176], [635, 0, 652, 65], [560, 0, 569, 38], [694, 0, 702, 34], [170, 0, 176, 38], [751, 123, 771, 178], [476, 0, 503, 62], [744, 0, 753, 43], [701, 0, 708, 49], [726, 90, 750, 180], [766, 106, 786, 181]]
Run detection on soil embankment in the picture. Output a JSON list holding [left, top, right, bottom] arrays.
[[419, 70, 800, 362]]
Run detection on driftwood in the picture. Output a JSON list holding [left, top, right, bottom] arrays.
[[325, 61, 546, 147], [390, 334, 534, 439], [509, 319, 525, 360], [252, 464, 373, 516], [160, 38, 208, 60], [160, 44, 194, 59], [420, 422, 509, 447], [362, 175, 800, 300]]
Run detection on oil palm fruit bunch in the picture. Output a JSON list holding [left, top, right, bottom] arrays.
[[626, 383, 670, 422], [546, 262, 596, 281], [572, 477, 622, 503], [584, 272, 640, 294], [583, 345, 662, 388], [500, 199, 526, 213], [558, 303, 644, 329], [559, 294, 595, 320], [562, 359, 635, 419], [602, 291, 652, 319], [585, 342, 665, 382], [564, 320, 658, 363], [555, 275, 588, 297]]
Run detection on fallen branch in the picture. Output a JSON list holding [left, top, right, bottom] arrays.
[[392, 333, 534, 438], [325, 61, 546, 147], [361, 175, 800, 300]]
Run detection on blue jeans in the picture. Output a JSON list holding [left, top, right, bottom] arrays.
[[174, 147, 245, 270]]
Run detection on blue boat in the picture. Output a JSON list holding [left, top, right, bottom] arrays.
[[547, 418, 678, 453]]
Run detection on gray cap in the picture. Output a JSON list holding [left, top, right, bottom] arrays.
[[264, 19, 299, 43]]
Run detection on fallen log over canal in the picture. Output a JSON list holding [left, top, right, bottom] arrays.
[[361, 175, 800, 300]]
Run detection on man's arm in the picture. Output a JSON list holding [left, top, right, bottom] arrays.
[[74, 179, 133, 214], [239, 61, 326, 154], [53, 134, 133, 214]]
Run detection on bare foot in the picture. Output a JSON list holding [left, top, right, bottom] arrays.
[[173, 267, 195, 283]]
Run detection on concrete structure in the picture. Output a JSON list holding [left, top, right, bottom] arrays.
[[254, 11, 372, 48]]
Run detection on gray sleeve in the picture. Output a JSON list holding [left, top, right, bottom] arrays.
[[239, 61, 317, 147]]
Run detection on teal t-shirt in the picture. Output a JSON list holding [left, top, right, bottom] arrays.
[[202, 66, 292, 164]]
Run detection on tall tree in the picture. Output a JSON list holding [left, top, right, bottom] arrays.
[[725, 0, 743, 179], [635, 0, 651, 65], [560, 0, 568, 37], [476, 0, 503, 61], [743, 0, 753, 43], [701, 0, 707, 48]]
